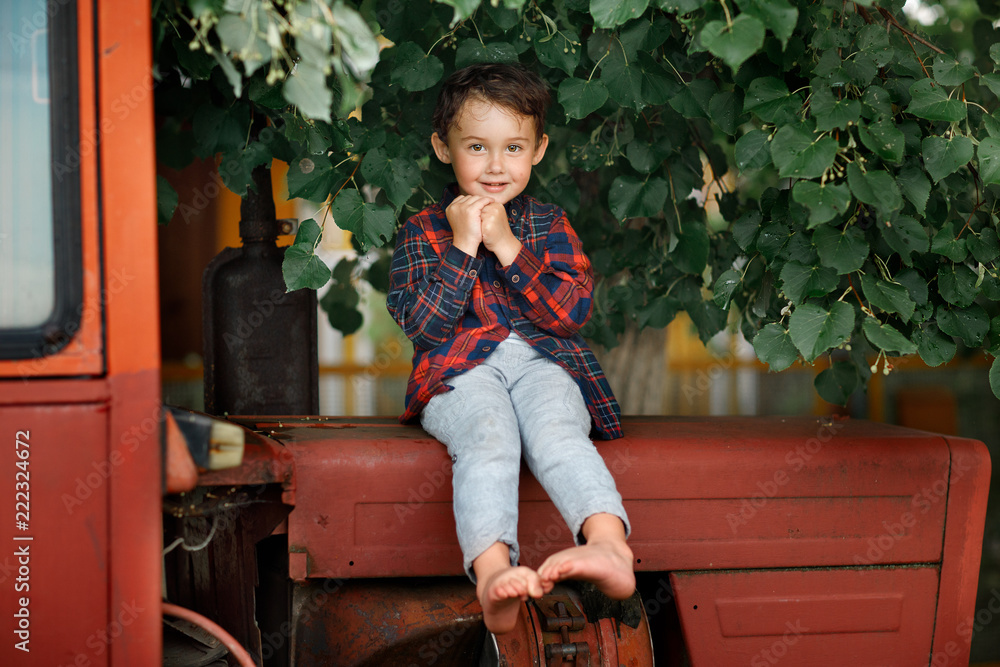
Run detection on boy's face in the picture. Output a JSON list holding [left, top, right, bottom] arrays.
[[431, 98, 548, 206]]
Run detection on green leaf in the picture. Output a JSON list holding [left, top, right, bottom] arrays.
[[906, 78, 966, 122], [857, 118, 905, 163], [791, 181, 852, 227], [862, 318, 917, 354], [933, 54, 976, 86], [284, 63, 332, 121], [454, 39, 518, 69], [846, 163, 902, 218], [709, 91, 741, 135], [740, 0, 798, 48], [938, 263, 980, 308], [860, 85, 893, 120], [735, 130, 772, 170], [931, 223, 967, 262], [815, 361, 859, 406], [922, 135, 973, 183], [811, 86, 860, 132], [982, 73, 1000, 98], [438, 0, 482, 25], [991, 357, 1000, 400], [360, 147, 421, 210], [914, 323, 956, 367], [390, 42, 445, 92], [813, 224, 868, 274], [937, 304, 989, 347], [788, 300, 855, 362], [881, 215, 929, 262], [860, 272, 916, 322], [770, 125, 838, 180], [672, 221, 710, 274], [780, 260, 839, 304], [287, 155, 342, 201], [602, 54, 646, 111], [743, 77, 798, 123], [713, 268, 741, 307], [157, 175, 179, 226], [731, 209, 762, 250], [896, 167, 930, 215], [669, 79, 717, 119], [967, 228, 1000, 264], [330, 188, 397, 252], [609, 175, 669, 220], [699, 14, 766, 73], [558, 78, 609, 119], [590, 0, 650, 28], [753, 323, 799, 372], [977, 137, 1000, 185], [532, 26, 580, 76], [331, 1, 380, 78], [283, 220, 332, 291]]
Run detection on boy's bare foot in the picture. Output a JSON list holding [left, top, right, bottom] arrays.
[[536, 513, 635, 599], [473, 542, 544, 634], [477, 565, 545, 633]]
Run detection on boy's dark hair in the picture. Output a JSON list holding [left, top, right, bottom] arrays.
[[432, 63, 550, 145]]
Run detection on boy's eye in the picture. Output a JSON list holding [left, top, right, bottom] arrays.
[[507, 145, 521, 153], [470, 144, 484, 152]]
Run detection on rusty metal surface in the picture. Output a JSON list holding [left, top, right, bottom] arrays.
[[270, 416, 954, 580], [491, 585, 655, 667], [290, 578, 486, 667], [196, 426, 295, 489]]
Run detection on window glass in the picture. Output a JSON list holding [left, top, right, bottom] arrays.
[[0, 0, 56, 328]]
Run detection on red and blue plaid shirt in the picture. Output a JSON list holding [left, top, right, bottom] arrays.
[[387, 185, 622, 439]]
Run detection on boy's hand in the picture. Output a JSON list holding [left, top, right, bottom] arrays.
[[446, 195, 489, 257], [481, 201, 522, 266]]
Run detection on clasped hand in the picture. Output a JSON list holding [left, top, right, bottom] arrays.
[[447, 195, 522, 266]]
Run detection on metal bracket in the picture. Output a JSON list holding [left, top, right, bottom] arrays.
[[537, 597, 591, 666]]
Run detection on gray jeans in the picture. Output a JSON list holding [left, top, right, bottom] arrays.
[[420, 332, 629, 580]]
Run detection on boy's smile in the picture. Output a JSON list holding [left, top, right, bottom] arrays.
[[431, 98, 549, 206]]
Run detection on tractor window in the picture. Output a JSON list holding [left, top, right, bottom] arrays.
[[0, 0, 82, 358]]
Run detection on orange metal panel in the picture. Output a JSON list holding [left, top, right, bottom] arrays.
[[0, 404, 109, 666], [930, 436, 992, 666], [669, 567, 939, 666], [274, 416, 952, 579], [97, 0, 162, 664], [0, 0, 103, 379]]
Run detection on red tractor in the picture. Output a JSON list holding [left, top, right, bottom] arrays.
[[0, 1, 991, 665]]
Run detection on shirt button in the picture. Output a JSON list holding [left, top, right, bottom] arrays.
[[511, 275, 520, 283], [469, 269, 477, 277], [493, 280, 501, 288], [482, 346, 491, 352]]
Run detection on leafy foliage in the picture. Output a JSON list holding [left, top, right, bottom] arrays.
[[154, 0, 1000, 403]]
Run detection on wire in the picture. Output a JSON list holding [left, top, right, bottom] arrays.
[[162, 602, 257, 667], [163, 513, 219, 555]]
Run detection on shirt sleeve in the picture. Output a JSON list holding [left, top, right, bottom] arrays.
[[386, 219, 483, 350], [502, 210, 593, 338]]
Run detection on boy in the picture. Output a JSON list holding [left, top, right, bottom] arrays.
[[386, 63, 634, 634]]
